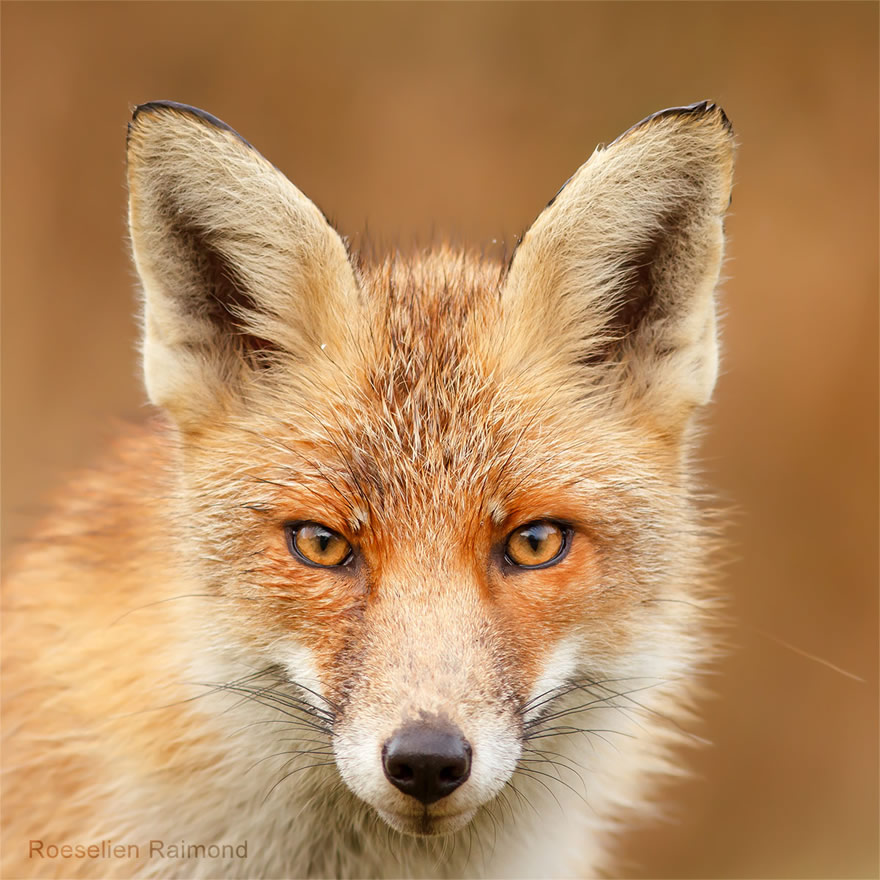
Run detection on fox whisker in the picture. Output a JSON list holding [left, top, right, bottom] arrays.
[[263, 760, 338, 804]]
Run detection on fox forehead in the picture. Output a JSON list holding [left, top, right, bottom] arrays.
[[219, 252, 544, 521], [212, 259, 649, 543]]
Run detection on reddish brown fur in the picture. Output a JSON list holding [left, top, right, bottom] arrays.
[[2, 102, 733, 879]]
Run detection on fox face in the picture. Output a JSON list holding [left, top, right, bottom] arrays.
[[126, 102, 733, 841]]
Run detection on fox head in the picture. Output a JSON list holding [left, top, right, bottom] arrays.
[[127, 102, 733, 838]]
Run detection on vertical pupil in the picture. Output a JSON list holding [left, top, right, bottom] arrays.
[[506, 522, 565, 567], [317, 530, 331, 553]]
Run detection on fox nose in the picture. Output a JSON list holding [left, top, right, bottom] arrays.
[[382, 722, 472, 805]]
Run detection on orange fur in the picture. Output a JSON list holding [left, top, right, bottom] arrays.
[[2, 101, 734, 879]]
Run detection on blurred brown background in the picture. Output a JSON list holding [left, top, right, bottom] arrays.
[[2, 2, 877, 877]]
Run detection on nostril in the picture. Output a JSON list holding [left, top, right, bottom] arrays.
[[382, 721, 472, 806], [384, 757, 414, 783], [439, 763, 464, 783]]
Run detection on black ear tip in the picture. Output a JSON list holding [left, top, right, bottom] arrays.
[[132, 100, 212, 122], [609, 100, 734, 148], [658, 100, 734, 135], [128, 101, 256, 150], [715, 105, 734, 135], [688, 100, 733, 135], [131, 100, 180, 124]]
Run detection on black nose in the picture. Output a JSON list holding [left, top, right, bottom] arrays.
[[382, 722, 472, 805]]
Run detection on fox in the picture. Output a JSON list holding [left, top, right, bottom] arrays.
[[1, 100, 734, 879]]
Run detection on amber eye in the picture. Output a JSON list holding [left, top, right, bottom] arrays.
[[286, 523, 353, 568], [504, 520, 568, 569]]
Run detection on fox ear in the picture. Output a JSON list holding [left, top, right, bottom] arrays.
[[127, 102, 359, 432], [501, 102, 735, 436]]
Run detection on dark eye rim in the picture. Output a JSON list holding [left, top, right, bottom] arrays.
[[502, 519, 573, 570], [283, 521, 355, 569]]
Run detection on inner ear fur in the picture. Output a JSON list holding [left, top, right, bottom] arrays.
[[127, 102, 359, 431], [501, 101, 735, 435]]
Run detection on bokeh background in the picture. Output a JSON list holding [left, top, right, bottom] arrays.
[[2, 3, 877, 877]]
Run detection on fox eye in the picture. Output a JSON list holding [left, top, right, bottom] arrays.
[[504, 521, 569, 569], [285, 522, 353, 568]]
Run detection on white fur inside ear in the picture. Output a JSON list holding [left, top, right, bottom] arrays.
[[642, 259, 722, 417], [686, 296, 720, 408], [142, 335, 221, 428]]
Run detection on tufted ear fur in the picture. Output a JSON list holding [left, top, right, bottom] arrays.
[[127, 102, 359, 433], [501, 101, 735, 436]]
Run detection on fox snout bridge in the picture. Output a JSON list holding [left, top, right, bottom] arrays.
[[381, 722, 472, 805]]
